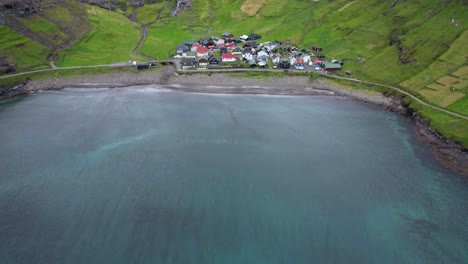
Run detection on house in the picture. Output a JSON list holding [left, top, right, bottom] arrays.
[[183, 51, 196, 58], [248, 33, 262, 40], [224, 42, 235, 49], [197, 56, 209, 68], [176, 44, 189, 54], [257, 51, 269, 61], [222, 32, 233, 39], [199, 38, 213, 46], [294, 58, 305, 70], [312, 45, 322, 52], [184, 40, 196, 47], [196, 47, 209, 57], [301, 54, 311, 64], [279, 58, 290, 69], [219, 47, 228, 54], [322, 62, 342, 73], [239, 34, 249, 41], [208, 55, 220, 66], [313, 58, 325, 66], [248, 60, 257, 67], [221, 53, 236, 62], [226, 38, 242, 44], [266, 41, 281, 51], [180, 58, 196, 69], [207, 44, 216, 50], [271, 55, 281, 68], [244, 41, 257, 48], [191, 42, 202, 52], [289, 57, 296, 66], [233, 46, 242, 54], [242, 49, 255, 61], [211, 37, 225, 45]]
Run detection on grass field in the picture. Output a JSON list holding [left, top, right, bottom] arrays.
[[136, 3, 167, 25], [56, 5, 145, 66], [0, 26, 51, 71]]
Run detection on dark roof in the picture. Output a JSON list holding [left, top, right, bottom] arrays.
[[181, 58, 196, 64], [176, 44, 188, 51]]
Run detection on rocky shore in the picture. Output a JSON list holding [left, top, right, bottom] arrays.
[[0, 67, 466, 176]]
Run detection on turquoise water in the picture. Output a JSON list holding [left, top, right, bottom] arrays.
[[0, 88, 467, 264]]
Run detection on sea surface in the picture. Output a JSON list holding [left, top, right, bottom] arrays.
[[0, 87, 467, 264]]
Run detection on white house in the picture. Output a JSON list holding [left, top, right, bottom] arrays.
[[239, 35, 249, 41], [242, 50, 255, 61]]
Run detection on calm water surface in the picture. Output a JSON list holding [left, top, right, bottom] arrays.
[[0, 87, 467, 264]]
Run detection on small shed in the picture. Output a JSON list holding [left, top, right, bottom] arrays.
[[312, 45, 322, 52], [135, 63, 150, 70], [222, 32, 234, 39]]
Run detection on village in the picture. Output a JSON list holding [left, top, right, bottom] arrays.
[[171, 32, 346, 75]]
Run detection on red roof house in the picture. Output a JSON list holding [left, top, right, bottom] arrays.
[[196, 47, 209, 57], [221, 53, 236, 62]]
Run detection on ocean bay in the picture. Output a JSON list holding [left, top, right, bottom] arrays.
[[0, 88, 467, 263]]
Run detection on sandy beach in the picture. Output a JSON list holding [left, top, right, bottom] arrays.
[[2, 67, 392, 105]]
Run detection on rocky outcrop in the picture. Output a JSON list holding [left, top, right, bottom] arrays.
[[387, 97, 468, 176]]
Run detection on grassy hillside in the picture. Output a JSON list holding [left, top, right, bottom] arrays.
[[0, 0, 90, 71], [57, 5, 145, 66], [0, 25, 51, 72]]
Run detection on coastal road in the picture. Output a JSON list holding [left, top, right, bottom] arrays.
[[1, 61, 467, 121], [0, 64, 114, 79]]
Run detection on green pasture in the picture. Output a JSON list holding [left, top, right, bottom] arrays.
[[57, 5, 145, 66], [0, 26, 50, 71]]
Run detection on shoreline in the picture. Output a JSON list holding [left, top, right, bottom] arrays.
[[0, 68, 466, 176]]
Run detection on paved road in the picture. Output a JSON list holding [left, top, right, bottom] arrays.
[[1, 60, 467, 121]]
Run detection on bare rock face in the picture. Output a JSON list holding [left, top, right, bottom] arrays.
[[0, 56, 16, 75], [0, 0, 51, 18]]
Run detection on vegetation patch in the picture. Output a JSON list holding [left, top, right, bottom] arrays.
[[240, 0, 267, 16], [0, 26, 50, 72]]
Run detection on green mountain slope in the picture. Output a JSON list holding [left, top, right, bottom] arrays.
[[0, 0, 90, 71]]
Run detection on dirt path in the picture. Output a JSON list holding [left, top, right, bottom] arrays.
[[133, 26, 156, 61], [338, 1, 355, 11]]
